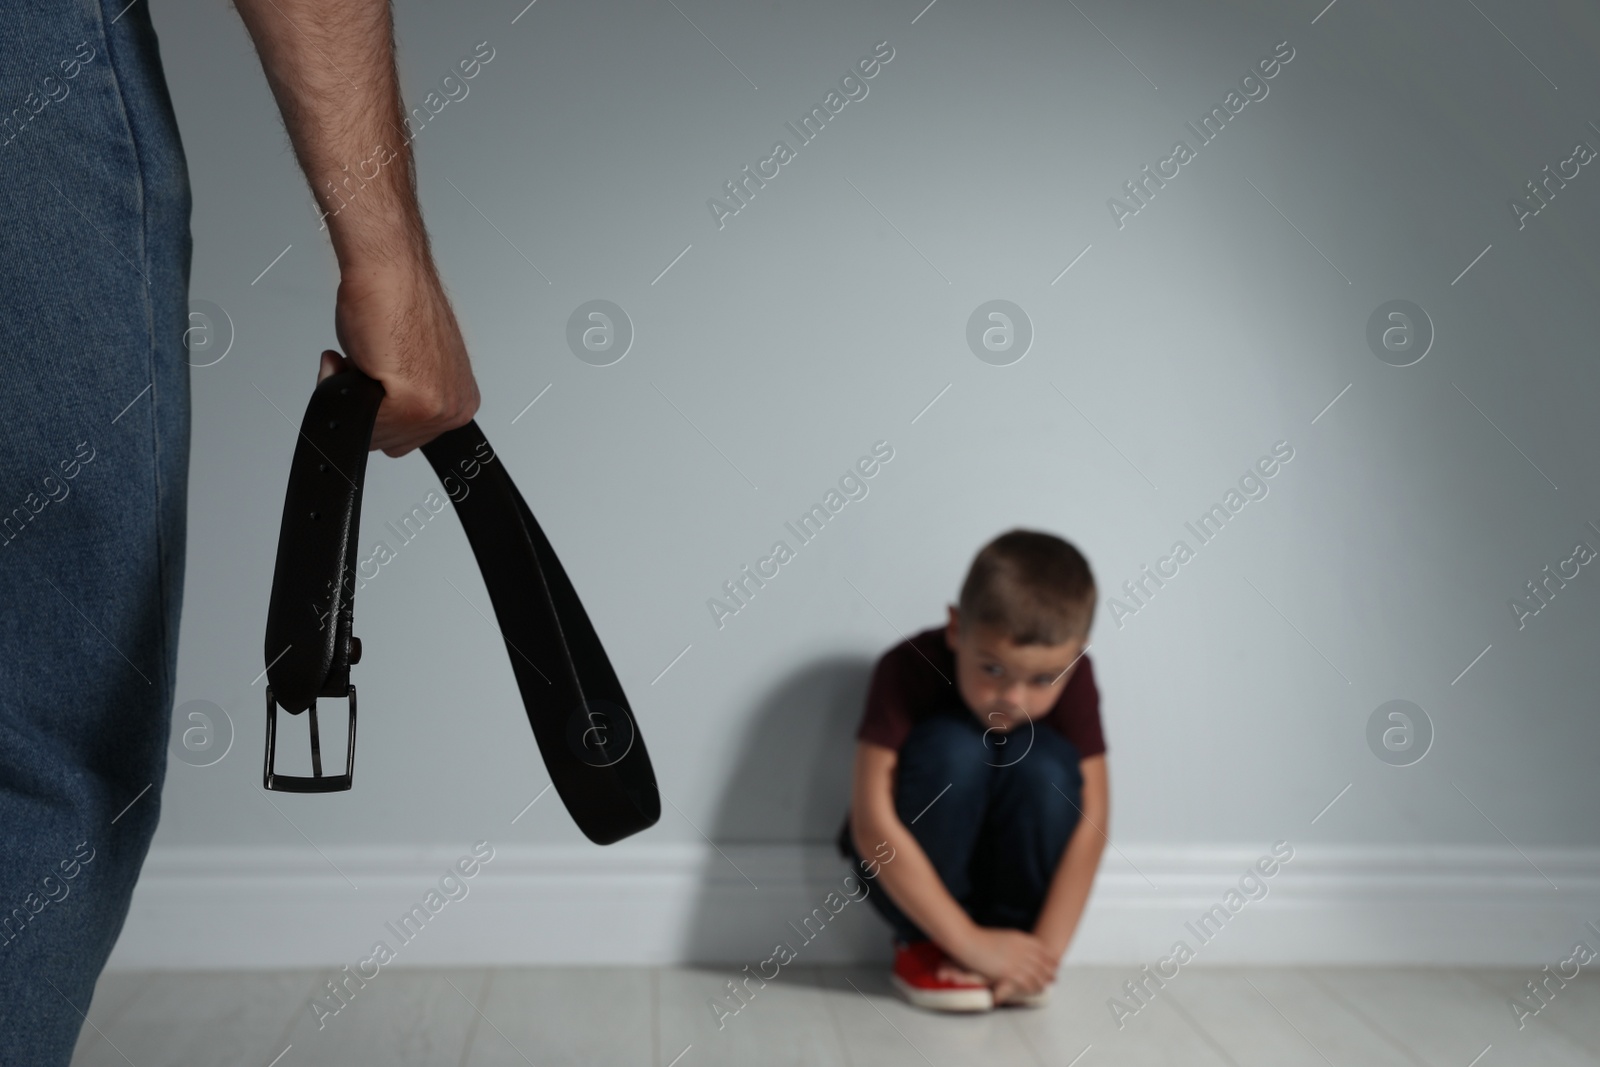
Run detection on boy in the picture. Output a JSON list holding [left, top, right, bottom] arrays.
[[836, 529, 1107, 1012]]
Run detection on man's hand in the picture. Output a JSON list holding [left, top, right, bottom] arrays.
[[231, 0, 482, 455], [947, 926, 1057, 999], [320, 264, 480, 456]]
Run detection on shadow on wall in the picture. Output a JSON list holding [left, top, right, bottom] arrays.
[[678, 653, 893, 963]]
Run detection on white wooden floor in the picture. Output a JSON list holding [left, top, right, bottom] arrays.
[[69, 966, 1600, 1066]]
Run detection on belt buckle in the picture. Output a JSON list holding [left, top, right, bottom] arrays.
[[263, 684, 357, 792]]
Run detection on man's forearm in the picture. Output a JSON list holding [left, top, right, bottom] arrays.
[[231, 0, 427, 272], [1032, 815, 1105, 961]]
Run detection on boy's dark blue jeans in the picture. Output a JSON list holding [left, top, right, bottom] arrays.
[[839, 704, 1085, 945]]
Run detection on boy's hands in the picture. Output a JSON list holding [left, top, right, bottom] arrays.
[[948, 926, 1058, 999]]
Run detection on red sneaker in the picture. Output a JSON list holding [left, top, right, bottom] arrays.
[[890, 939, 994, 1012]]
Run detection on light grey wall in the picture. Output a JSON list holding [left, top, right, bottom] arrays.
[[153, 0, 1600, 859]]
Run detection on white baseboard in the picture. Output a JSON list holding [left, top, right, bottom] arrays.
[[104, 842, 1600, 971]]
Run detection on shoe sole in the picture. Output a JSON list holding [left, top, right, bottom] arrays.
[[891, 974, 994, 1012]]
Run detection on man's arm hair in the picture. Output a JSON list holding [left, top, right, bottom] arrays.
[[229, 0, 428, 272], [229, 0, 481, 457]]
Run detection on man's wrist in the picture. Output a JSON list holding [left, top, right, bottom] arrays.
[[331, 221, 432, 279], [335, 242, 441, 293], [321, 169, 431, 276]]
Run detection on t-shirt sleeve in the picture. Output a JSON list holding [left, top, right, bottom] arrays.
[[1054, 655, 1106, 759], [856, 645, 915, 751]]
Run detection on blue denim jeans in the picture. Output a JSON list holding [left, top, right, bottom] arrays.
[[844, 704, 1085, 946], [0, 1, 191, 1062]]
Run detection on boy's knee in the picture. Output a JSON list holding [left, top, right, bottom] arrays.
[[1017, 753, 1079, 797], [998, 738, 1082, 808], [897, 714, 991, 785]]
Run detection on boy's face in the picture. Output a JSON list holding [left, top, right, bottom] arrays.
[[945, 605, 1085, 733]]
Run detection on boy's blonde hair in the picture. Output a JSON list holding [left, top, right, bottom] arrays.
[[957, 529, 1096, 645]]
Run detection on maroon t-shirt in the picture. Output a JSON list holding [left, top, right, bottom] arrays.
[[855, 626, 1106, 759]]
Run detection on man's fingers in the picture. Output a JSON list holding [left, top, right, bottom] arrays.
[[315, 348, 429, 456], [317, 349, 345, 382], [329, 267, 482, 456], [364, 370, 480, 454]]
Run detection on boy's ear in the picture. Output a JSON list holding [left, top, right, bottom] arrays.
[[945, 604, 961, 651]]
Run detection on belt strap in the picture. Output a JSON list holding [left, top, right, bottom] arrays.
[[262, 367, 660, 845]]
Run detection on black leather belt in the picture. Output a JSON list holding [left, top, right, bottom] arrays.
[[261, 367, 660, 845]]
